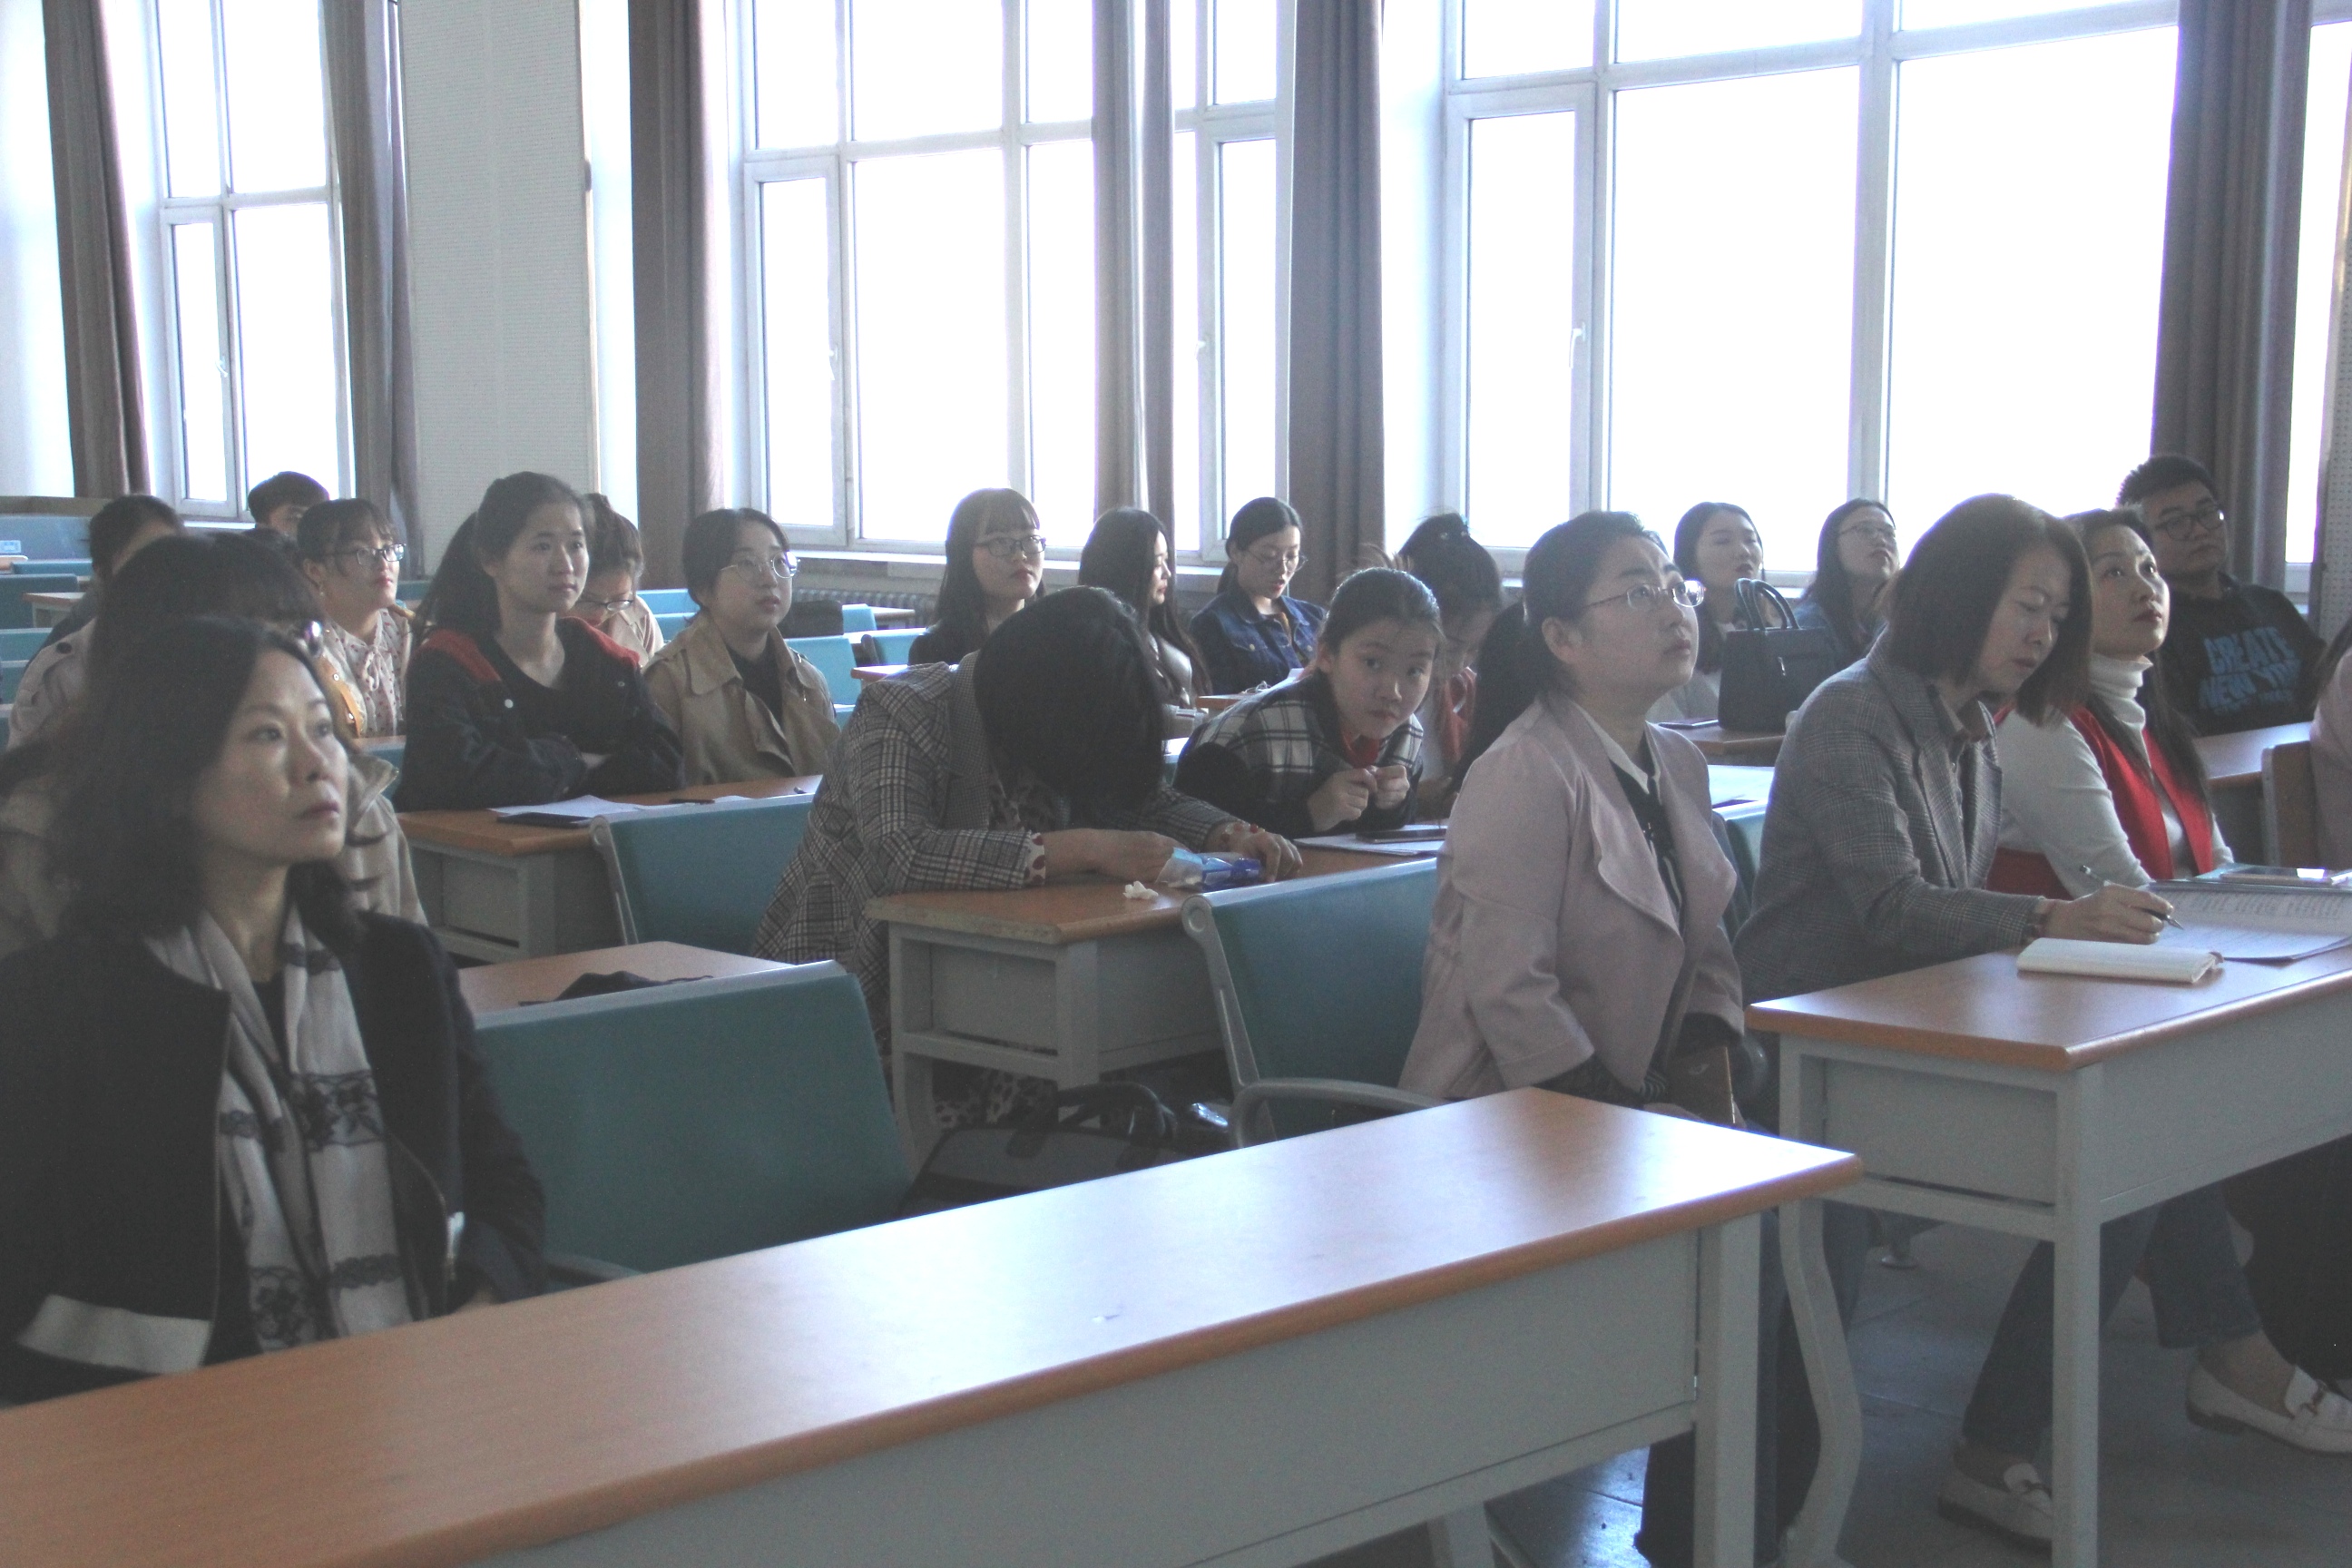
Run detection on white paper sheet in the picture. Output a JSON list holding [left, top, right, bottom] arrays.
[[1298, 833, 1446, 858], [2150, 884, 2352, 962]]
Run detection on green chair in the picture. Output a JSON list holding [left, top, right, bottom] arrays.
[[472, 964, 908, 1276], [862, 627, 923, 664], [1, 661, 24, 704], [1180, 859, 1442, 1146], [655, 610, 694, 640], [786, 632, 861, 693], [838, 603, 878, 632], [0, 628, 48, 662], [639, 587, 696, 616], [0, 575, 77, 631], [589, 794, 813, 954]]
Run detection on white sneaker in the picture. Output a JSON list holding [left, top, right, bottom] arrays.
[[2187, 1364, 2352, 1455], [1936, 1459, 2053, 1550]]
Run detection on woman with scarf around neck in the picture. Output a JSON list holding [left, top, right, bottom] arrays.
[[0, 618, 544, 1403]]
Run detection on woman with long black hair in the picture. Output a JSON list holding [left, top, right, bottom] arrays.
[[907, 489, 1046, 667], [1079, 505, 1202, 715]]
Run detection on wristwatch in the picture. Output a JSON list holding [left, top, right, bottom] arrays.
[[2024, 897, 2053, 943]]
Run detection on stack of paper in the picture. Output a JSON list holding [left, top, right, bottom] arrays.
[[2019, 938, 2221, 985], [2150, 883, 2352, 963]]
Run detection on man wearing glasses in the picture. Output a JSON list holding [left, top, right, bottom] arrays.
[[2118, 455, 2322, 736]]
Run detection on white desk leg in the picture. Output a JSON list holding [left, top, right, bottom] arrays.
[[2051, 1152, 2103, 1564], [1779, 1197, 1859, 1568], [1696, 1214, 1759, 1568], [1426, 1505, 1492, 1567]]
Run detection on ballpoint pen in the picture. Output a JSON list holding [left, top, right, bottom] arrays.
[[2077, 863, 2183, 930]]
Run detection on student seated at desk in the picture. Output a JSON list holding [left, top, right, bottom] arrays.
[[1739, 495, 2350, 1549], [1393, 513, 1503, 815], [1650, 502, 1763, 724], [1175, 568, 1436, 838], [907, 489, 1044, 667], [565, 494, 664, 665], [753, 587, 1298, 1124], [0, 534, 423, 960], [398, 472, 682, 811], [246, 469, 328, 560], [8, 493, 185, 748], [646, 507, 839, 784], [1188, 496, 1328, 694], [0, 617, 544, 1404], [1792, 499, 1897, 670], [299, 498, 412, 739], [1079, 506, 1201, 719]]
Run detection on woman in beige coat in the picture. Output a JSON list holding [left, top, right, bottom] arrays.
[[646, 508, 841, 785]]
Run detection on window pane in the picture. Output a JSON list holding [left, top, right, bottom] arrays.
[[1173, 129, 1201, 552], [1218, 137, 1277, 526], [1463, 0, 1592, 78], [1214, 0, 1275, 104], [1611, 71, 1857, 564], [1886, 30, 2176, 531], [1026, 141, 1094, 538], [1617, 0, 1857, 63], [1174, 0, 1200, 111], [1466, 113, 1577, 549], [1027, 0, 1092, 122], [156, 0, 222, 198], [853, 151, 1007, 539], [232, 202, 340, 486], [851, 0, 1002, 141], [1901, 0, 2090, 29], [221, 0, 326, 192], [760, 180, 836, 534], [2286, 22, 2352, 564], [172, 222, 229, 503], [753, 0, 838, 149]]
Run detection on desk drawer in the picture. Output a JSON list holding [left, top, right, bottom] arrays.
[[1824, 1058, 2055, 1206]]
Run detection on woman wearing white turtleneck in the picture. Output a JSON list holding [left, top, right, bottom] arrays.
[[1991, 510, 2229, 898]]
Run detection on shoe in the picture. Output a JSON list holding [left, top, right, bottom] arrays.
[[1936, 1460, 2053, 1550], [2187, 1364, 2352, 1454]]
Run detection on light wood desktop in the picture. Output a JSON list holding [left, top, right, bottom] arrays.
[[457, 940, 789, 1014], [2194, 721, 2309, 858], [873, 846, 1396, 1153], [25, 589, 78, 627], [867, 603, 919, 624], [1665, 720, 1784, 764], [0, 1091, 1858, 1568], [401, 776, 818, 962], [1751, 944, 2352, 1566]]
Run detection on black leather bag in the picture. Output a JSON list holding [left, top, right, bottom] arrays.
[[1717, 579, 1843, 734], [896, 1083, 1229, 1218]]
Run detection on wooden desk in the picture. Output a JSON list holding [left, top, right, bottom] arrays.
[[457, 941, 789, 1014], [876, 847, 1395, 1153], [2196, 721, 2310, 859], [25, 590, 78, 627], [0, 1091, 1858, 1568], [868, 603, 919, 624], [853, 662, 909, 682], [401, 777, 818, 962], [1668, 720, 1783, 763], [1751, 946, 2352, 1566]]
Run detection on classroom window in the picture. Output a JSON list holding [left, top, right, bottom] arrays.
[[150, 0, 347, 514], [2286, 20, 2352, 566]]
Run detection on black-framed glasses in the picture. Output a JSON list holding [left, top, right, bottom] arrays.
[[722, 553, 799, 581], [2149, 500, 2226, 540], [1583, 581, 1703, 615], [976, 534, 1047, 563], [330, 543, 405, 569], [1838, 522, 1898, 546], [574, 590, 638, 613]]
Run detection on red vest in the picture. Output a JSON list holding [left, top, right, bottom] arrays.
[[1990, 708, 2218, 897]]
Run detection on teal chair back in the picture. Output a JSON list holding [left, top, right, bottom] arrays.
[[1181, 860, 1438, 1089], [866, 627, 922, 663], [655, 611, 694, 640], [0, 628, 48, 661], [0, 575, 76, 630], [473, 965, 908, 1273], [639, 587, 696, 616], [396, 579, 428, 603], [1, 661, 24, 703], [590, 794, 812, 954], [838, 603, 877, 632], [786, 633, 862, 695]]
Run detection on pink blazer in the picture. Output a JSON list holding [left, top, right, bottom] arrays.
[[1402, 691, 1744, 1099]]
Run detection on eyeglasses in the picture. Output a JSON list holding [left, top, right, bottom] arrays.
[[1838, 523, 1898, 547], [1583, 581, 1704, 615], [722, 554, 799, 581], [331, 543, 405, 568], [1242, 545, 1304, 572], [574, 591, 637, 614], [977, 534, 1048, 563], [2149, 500, 2227, 540]]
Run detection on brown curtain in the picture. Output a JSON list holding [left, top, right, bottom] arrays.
[[324, 0, 419, 545], [629, 0, 728, 588], [43, 0, 146, 497], [2151, 0, 2311, 589], [1287, 0, 1383, 603]]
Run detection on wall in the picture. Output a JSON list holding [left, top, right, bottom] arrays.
[[0, 0, 74, 496]]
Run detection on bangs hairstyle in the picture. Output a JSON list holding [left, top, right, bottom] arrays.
[[297, 496, 397, 563], [583, 493, 646, 578], [51, 616, 359, 947], [86, 495, 182, 583], [1885, 494, 2091, 710], [90, 533, 321, 690], [682, 507, 791, 605], [1671, 502, 1754, 675], [1078, 507, 1200, 669], [929, 488, 1042, 654], [1394, 513, 1502, 628], [1319, 567, 1441, 654], [1217, 495, 1302, 595], [418, 471, 585, 638], [973, 586, 1164, 811]]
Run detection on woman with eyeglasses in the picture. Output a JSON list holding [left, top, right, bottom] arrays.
[[908, 489, 1047, 668], [1188, 496, 1329, 694], [1795, 499, 1901, 671], [298, 498, 413, 739], [399, 472, 682, 811], [646, 508, 841, 784], [564, 495, 666, 665]]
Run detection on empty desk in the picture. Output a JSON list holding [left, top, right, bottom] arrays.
[[2195, 721, 2309, 859], [457, 940, 789, 1014], [0, 1090, 1858, 1568]]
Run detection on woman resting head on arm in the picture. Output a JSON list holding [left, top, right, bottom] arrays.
[[1175, 568, 1441, 838], [0, 617, 543, 1402], [1079, 505, 1202, 717], [1796, 499, 1900, 668], [1188, 496, 1329, 694], [298, 497, 411, 739], [1651, 502, 1764, 722], [1992, 509, 2226, 897], [909, 488, 1045, 667], [1394, 513, 1504, 794]]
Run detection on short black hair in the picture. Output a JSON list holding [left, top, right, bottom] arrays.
[[1394, 513, 1502, 627], [93, 532, 322, 689], [584, 494, 646, 578], [973, 587, 1163, 811], [1320, 566, 1441, 653], [297, 497, 397, 562], [86, 495, 181, 583], [2116, 454, 2218, 508], [682, 507, 790, 605], [247, 470, 328, 524], [1884, 494, 2090, 710]]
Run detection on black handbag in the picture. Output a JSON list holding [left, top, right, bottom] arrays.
[[1717, 579, 1843, 734], [896, 1083, 1230, 1218]]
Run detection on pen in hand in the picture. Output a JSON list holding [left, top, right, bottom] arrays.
[[2074, 864, 2182, 930]]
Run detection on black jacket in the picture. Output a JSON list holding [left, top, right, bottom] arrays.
[[0, 915, 545, 1403], [397, 620, 683, 809]]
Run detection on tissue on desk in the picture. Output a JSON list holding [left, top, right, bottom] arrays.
[[1156, 848, 1263, 892], [1122, 881, 1154, 900]]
